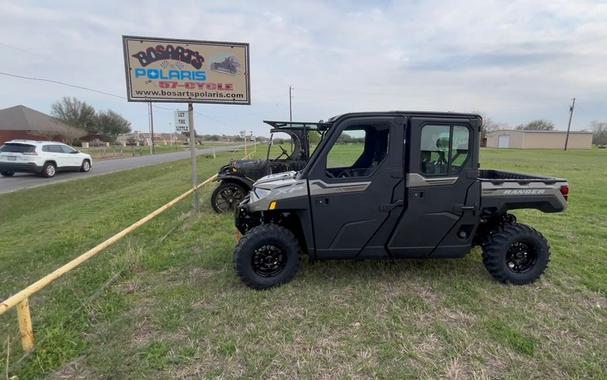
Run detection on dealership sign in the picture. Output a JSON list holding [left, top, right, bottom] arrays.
[[122, 36, 250, 104]]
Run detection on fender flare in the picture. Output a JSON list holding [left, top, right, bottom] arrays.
[[216, 174, 254, 190]]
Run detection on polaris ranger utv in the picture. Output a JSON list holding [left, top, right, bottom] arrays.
[[211, 121, 323, 213], [233, 112, 569, 289]]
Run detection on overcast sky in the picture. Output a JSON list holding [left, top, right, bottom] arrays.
[[1, 0, 606, 136]]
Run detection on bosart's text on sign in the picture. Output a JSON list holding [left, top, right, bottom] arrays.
[[122, 36, 250, 104]]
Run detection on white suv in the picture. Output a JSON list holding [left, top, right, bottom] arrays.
[[0, 140, 93, 178]]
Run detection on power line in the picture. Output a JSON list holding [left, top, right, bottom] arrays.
[[0, 71, 125, 99], [0, 70, 238, 128]]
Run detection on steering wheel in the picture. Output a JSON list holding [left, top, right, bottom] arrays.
[[276, 145, 291, 160]]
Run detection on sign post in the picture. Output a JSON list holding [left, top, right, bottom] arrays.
[[122, 35, 250, 211], [148, 102, 155, 154], [188, 103, 199, 210]]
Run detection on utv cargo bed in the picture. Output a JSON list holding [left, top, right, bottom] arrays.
[[479, 169, 564, 184], [479, 170, 568, 213]]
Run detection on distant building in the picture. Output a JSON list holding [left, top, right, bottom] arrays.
[[486, 129, 592, 149], [0, 105, 86, 145]]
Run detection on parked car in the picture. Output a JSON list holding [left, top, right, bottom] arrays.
[[0, 140, 92, 178]]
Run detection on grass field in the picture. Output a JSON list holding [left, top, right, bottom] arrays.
[[1, 148, 606, 378]]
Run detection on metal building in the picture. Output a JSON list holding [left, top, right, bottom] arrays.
[[486, 129, 593, 149]]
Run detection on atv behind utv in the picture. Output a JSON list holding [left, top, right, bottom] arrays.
[[211, 121, 325, 213], [233, 111, 569, 289]]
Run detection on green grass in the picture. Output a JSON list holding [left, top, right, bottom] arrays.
[[1, 148, 606, 378]]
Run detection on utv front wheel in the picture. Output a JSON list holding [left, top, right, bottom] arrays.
[[482, 223, 550, 285], [211, 182, 246, 213], [234, 224, 300, 290]]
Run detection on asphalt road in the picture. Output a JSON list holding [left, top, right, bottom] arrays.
[[0, 145, 244, 194]]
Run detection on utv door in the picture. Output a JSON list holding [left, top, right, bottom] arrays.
[[388, 117, 480, 258], [307, 116, 404, 259]]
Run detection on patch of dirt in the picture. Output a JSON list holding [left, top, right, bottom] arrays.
[[48, 357, 92, 380]]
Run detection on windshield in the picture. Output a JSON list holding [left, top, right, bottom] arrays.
[[266, 131, 295, 160]]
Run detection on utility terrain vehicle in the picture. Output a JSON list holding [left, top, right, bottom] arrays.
[[211, 121, 322, 213], [233, 112, 569, 289]]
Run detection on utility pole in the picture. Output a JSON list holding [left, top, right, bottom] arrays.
[[148, 102, 155, 154], [244, 130, 247, 156], [289, 85, 293, 122], [564, 97, 576, 151], [188, 103, 199, 211]]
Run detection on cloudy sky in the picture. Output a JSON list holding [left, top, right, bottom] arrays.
[[1, 0, 606, 136]]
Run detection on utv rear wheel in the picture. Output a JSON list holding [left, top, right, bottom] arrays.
[[211, 182, 246, 213], [482, 223, 550, 285], [234, 224, 300, 290]]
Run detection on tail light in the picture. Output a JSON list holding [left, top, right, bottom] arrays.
[[560, 185, 569, 201]]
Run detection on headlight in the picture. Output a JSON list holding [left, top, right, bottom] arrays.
[[254, 188, 272, 199]]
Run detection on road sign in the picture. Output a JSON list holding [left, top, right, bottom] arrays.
[[122, 36, 250, 104], [175, 110, 189, 132]]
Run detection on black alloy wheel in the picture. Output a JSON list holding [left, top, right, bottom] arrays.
[[505, 241, 537, 273], [251, 244, 287, 277]]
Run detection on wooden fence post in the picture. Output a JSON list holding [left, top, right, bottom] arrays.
[[17, 298, 34, 352]]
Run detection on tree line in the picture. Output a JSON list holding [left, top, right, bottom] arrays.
[[51, 97, 131, 142]]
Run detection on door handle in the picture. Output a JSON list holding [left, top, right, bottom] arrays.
[[379, 200, 403, 212], [315, 198, 329, 206], [454, 204, 476, 214]]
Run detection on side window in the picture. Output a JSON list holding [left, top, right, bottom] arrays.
[[60, 145, 77, 154], [420, 124, 470, 176], [326, 129, 365, 169], [325, 125, 389, 178], [42, 145, 52, 152]]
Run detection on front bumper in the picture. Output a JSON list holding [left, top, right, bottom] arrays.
[[0, 162, 42, 174]]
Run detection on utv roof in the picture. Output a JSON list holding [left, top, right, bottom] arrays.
[[264, 112, 481, 131], [328, 111, 482, 122], [263, 120, 331, 130]]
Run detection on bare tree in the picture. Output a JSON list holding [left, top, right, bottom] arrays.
[[474, 112, 504, 142], [515, 120, 555, 131], [591, 121, 607, 145], [51, 97, 132, 141], [51, 97, 96, 132]]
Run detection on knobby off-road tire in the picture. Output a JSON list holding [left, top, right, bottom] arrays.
[[234, 224, 300, 290], [482, 222, 550, 285], [211, 182, 246, 214]]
